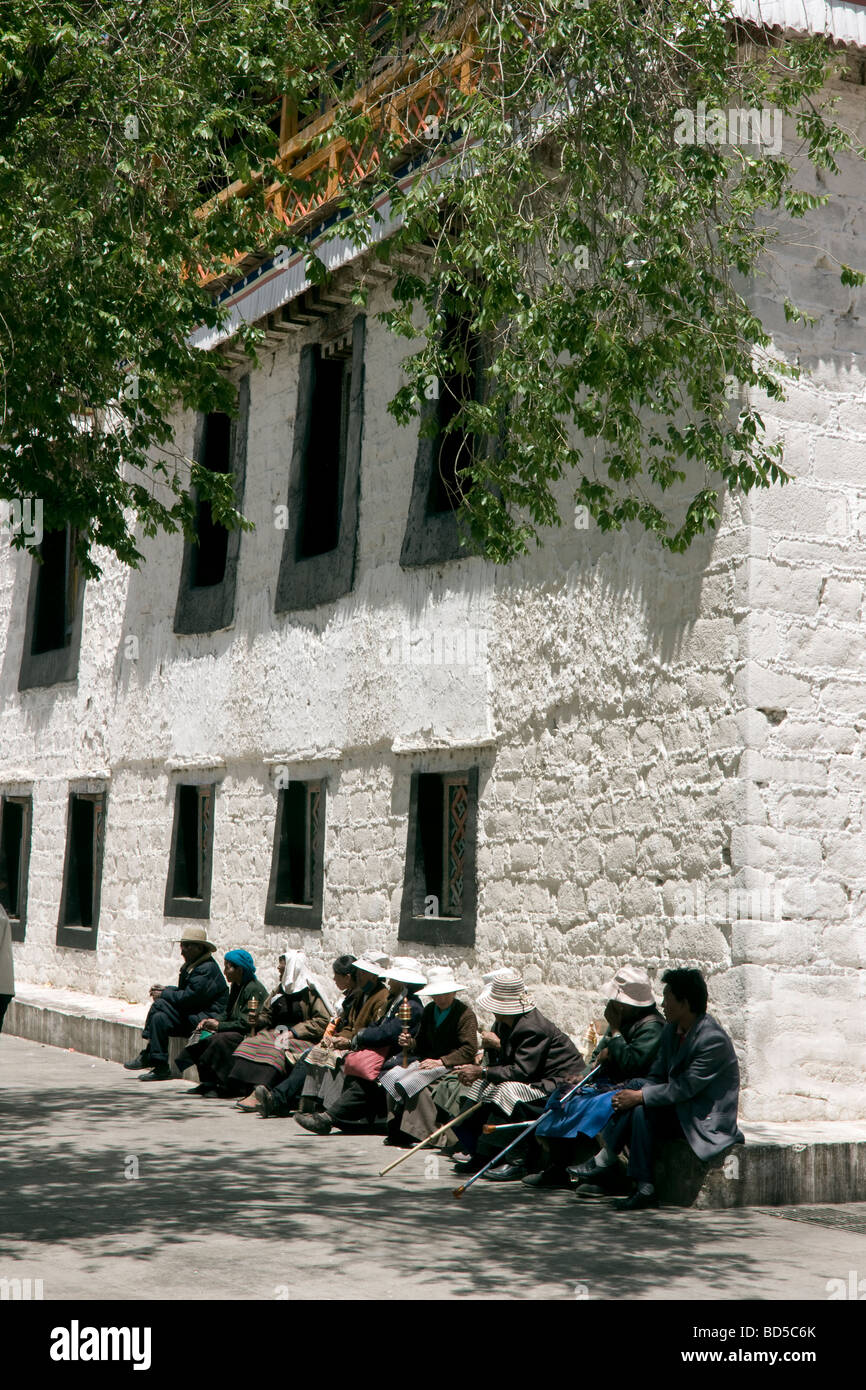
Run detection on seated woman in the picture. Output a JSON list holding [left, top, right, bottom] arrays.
[[176, 950, 268, 1097], [379, 965, 478, 1148], [230, 949, 332, 1110], [295, 957, 426, 1135], [255, 954, 358, 1118]]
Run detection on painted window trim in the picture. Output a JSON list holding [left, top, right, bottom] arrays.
[[398, 765, 478, 947], [264, 779, 326, 930], [0, 793, 32, 943], [274, 315, 365, 613], [173, 376, 250, 635], [18, 530, 86, 690], [164, 783, 217, 920], [56, 789, 107, 950]]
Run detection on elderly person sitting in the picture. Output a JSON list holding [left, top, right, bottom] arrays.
[[379, 966, 478, 1148], [432, 967, 584, 1182], [124, 926, 229, 1082], [525, 966, 665, 1191], [295, 957, 426, 1136], [292, 951, 391, 1121], [231, 948, 333, 1110], [175, 949, 269, 1096]]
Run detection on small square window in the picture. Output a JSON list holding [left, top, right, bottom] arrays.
[[57, 790, 107, 949], [164, 784, 216, 919], [0, 794, 32, 943], [265, 780, 326, 929], [399, 767, 478, 946]]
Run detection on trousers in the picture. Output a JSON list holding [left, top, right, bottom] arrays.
[[604, 1103, 684, 1184], [142, 998, 208, 1065]]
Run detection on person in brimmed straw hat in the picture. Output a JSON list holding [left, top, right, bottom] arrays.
[[296, 957, 428, 1135], [124, 925, 229, 1082], [293, 950, 391, 1122], [430, 967, 584, 1182], [378, 965, 480, 1148], [523, 966, 664, 1192]]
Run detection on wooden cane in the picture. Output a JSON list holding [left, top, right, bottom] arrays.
[[452, 1065, 603, 1199], [378, 1098, 486, 1177]]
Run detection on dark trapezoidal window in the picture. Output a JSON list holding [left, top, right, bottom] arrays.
[[0, 795, 32, 942], [428, 314, 480, 516], [297, 349, 352, 560], [32, 527, 80, 655], [57, 791, 107, 949], [265, 780, 326, 929], [399, 768, 478, 947], [165, 784, 216, 919], [192, 412, 232, 588]]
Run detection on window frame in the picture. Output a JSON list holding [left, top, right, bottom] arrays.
[[264, 779, 326, 930], [0, 793, 32, 943], [398, 766, 478, 947], [274, 314, 365, 613], [18, 526, 86, 690], [173, 376, 250, 635], [164, 783, 217, 920], [56, 789, 107, 950]]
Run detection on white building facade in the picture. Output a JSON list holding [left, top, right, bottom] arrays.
[[1, 10, 865, 1122]]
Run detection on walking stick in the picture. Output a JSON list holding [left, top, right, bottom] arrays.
[[378, 1098, 486, 1177], [452, 1064, 603, 1199]]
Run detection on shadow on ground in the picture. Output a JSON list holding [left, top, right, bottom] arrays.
[[0, 1078, 763, 1300]]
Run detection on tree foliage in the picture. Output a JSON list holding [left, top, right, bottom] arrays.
[[1, 0, 863, 573]]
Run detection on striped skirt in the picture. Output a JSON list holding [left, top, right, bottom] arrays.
[[229, 1029, 309, 1075], [379, 1061, 449, 1101], [432, 1074, 546, 1119]]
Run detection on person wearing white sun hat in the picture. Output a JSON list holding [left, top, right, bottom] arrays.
[[295, 956, 428, 1135], [378, 965, 480, 1147], [430, 967, 585, 1182]]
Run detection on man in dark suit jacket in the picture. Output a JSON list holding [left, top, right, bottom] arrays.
[[580, 967, 744, 1210], [124, 926, 229, 1082]]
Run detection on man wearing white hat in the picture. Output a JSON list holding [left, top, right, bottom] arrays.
[[124, 925, 229, 1082], [379, 965, 479, 1146], [296, 956, 427, 1134], [432, 967, 584, 1181]]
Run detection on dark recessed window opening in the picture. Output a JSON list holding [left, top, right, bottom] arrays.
[[415, 772, 467, 917], [274, 782, 321, 906], [57, 791, 107, 946], [32, 528, 78, 655], [165, 783, 215, 919], [192, 412, 232, 588], [173, 785, 203, 900], [428, 316, 479, 516], [400, 767, 477, 946], [297, 350, 351, 559], [0, 796, 31, 940]]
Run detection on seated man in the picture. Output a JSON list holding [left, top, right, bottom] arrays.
[[578, 967, 744, 1210], [432, 968, 584, 1182], [525, 965, 665, 1190], [124, 926, 229, 1081]]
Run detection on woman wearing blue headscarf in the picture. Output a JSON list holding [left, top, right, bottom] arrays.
[[176, 949, 268, 1097]]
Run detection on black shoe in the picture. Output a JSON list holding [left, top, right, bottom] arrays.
[[575, 1182, 618, 1200], [123, 1052, 151, 1071], [139, 1064, 172, 1082], [521, 1166, 573, 1190], [452, 1155, 485, 1175], [566, 1158, 616, 1182], [613, 1190, 659, 1211], [187, 1083, 217, 1096], [481, 1162, 527, 1183], [294, 1112, 332, 1135]]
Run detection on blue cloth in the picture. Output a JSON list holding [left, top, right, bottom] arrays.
[[224, 949, 255, 984], [433, 1003, 453, 1026], [535, 1085, 617, 1140]]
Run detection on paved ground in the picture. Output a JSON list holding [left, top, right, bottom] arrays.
[[1, 1035, 864, 1302]]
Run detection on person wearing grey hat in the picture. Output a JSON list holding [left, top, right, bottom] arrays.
[[124, 926, 229, 1081]]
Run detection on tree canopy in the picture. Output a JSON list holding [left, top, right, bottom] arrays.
[[1, 0, 863, 575]]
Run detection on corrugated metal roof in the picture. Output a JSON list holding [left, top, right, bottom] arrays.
[[731, 0, 866, 49]]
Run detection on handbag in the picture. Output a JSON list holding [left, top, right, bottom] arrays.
[[342, 1046, 388, 1081]]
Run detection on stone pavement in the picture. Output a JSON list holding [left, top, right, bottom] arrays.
[[1, 1036, 864, 1302]]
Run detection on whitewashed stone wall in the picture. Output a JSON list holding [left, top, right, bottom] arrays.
[[1, 77, 864, 1120]]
